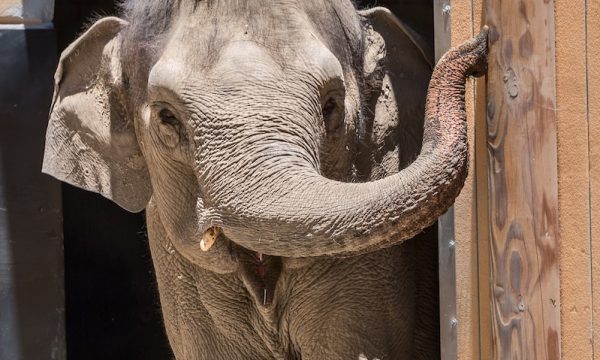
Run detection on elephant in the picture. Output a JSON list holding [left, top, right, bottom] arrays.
[[42, 0, 488, 359]]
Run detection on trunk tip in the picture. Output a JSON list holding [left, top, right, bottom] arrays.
[[463, 26, 489, 78]]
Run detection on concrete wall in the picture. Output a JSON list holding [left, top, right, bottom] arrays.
[[0, 0, 53, 24], [556, 0, 600, 358]]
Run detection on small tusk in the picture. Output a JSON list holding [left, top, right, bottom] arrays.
[[263, 288, 267, 306], [200, 226, 221, 252]]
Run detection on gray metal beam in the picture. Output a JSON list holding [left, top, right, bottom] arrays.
[[434, 1, 458, 360]]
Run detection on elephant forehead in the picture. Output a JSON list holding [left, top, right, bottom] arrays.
[[149, 37, 343, 99], [151, 0, 359, 70], [165, 2, 310, 61]]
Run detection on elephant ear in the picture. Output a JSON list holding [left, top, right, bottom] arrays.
[[43, 17, 151, 212], [359, 7, 433, 179]]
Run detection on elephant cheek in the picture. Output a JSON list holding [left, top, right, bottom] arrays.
[[146, 200, 238, 274]]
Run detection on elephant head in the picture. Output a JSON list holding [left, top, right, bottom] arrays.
[[43, 1, 487, 267]]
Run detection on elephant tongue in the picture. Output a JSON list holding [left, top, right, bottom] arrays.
[[256, 253, 266, 279], [237, 247, 282, 307]]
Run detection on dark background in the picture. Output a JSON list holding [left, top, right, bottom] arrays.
[[0, 28, 64, 360], [53, 1, 434, 359]]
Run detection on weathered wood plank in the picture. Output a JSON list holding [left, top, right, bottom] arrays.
[[587, 0, 600, 354], [554, 0, 595, 359], [475, 72, 492, 360], [450, 1, 486, 359], [472, 5, 493, 358], [484, 0, 561, 358]]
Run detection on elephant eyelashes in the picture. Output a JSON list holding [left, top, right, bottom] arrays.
[[156, 107, 181, 148], [321, 96, 344, 133]]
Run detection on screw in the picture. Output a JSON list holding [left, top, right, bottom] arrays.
[[442, 4, 451, 15]]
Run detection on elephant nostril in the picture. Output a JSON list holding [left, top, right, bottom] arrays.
[[201, 226, 222, 252]]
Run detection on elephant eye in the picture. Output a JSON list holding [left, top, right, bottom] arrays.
[[322, 98, 336, 119], [159, 108, 179, 126], [322, 96, 344, 133], [154, 107, 181, 148]]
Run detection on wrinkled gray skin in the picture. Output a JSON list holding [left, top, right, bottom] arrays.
[[43, 0, 488, 358]]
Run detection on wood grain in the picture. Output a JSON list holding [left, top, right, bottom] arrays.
[[484, 0, 561, 358]]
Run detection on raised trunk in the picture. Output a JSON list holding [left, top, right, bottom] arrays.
[[215, 28, 488, 257]]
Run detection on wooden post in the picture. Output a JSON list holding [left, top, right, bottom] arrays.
[[484, 0, 561, 358]]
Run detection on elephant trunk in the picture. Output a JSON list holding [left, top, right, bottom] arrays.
[[202, 28, 488, 257]]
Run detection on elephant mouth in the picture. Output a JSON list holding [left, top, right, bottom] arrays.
[[201, 225, 281, 307], [237, 249, 282, 307]]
